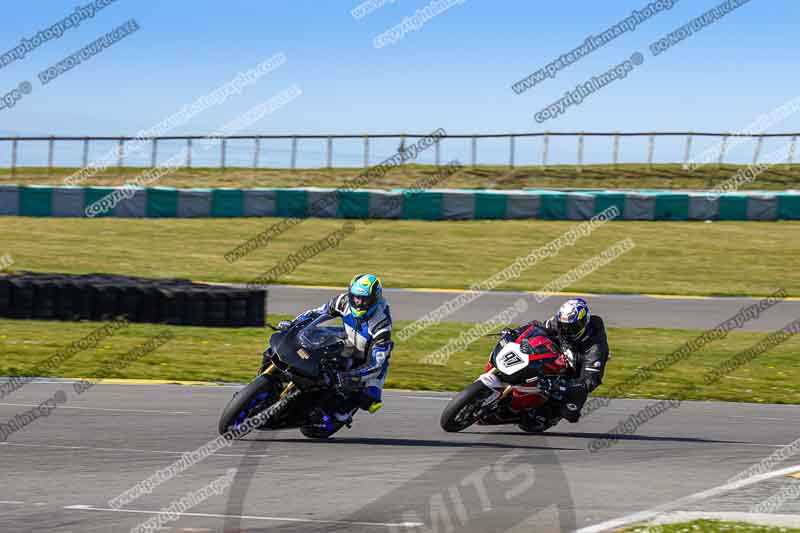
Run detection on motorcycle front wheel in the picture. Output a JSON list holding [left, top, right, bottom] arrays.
[[440, 381, 494, 433], [218, 374, 278, 437]]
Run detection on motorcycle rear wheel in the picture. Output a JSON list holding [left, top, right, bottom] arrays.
[[440, 381, 494, 433]]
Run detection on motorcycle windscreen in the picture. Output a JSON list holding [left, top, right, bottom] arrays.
[[273, 320, 344, 379], [273, 333, 323, 379], [297, 326, 344, 351]]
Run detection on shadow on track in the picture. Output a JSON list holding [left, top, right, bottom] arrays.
[[243, 435, 583, 451], [465, 430, 753, 446]]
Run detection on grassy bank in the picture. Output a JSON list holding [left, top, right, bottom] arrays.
[[2, 317, 798, 403], [625, 520, 800, 532], [1, 217, 798, 297], [3, 163, 799, 191]]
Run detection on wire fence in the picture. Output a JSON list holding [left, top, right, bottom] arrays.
[[1, 131, 799, 176]]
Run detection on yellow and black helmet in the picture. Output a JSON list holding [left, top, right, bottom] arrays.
[[348, 273, 383, 318]]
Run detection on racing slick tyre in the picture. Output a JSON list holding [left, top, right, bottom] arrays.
[[218, 374, 282, 437], [440, 380, 494, 433]]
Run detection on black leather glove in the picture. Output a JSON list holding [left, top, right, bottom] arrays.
[[321, 366, 334, 387], [540, 376, 566, 400], [277, 320, 292, 330], [500, 328, 517, 341], [321, 366, 343, 390]]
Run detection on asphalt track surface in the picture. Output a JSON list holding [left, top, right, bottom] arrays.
[[1, 381, 799, 532], [264, 285, 800, 332]]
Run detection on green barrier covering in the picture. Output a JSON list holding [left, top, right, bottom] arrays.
[[276, 189, 308, 218], [593, 192, 626, 218], [718, 195, 749, 220], [777, 193, 800, 220], [337, 190, 370, 219], [84, 187, 117, 218], [19, 186, 53, 217], [402, 190, 443, 220], [211, 189, 244, 217], [146, 187, 178, 218], [538, 191, 567, 220], [5, 185, 800, 221], [655, 193, 690, 221], [474, 191, 508, 220]]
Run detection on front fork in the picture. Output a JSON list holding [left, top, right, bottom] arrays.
[[476, 368, 513, 416], [261, 363, 296, 400]]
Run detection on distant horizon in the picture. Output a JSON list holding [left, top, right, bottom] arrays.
[[0, 130, 796, 169], [0, 0, 797, 167]]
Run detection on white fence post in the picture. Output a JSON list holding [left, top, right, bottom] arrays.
[[253, 138, 261, 169], [435, 136, 441, 167], [576, 132, 584, 173], [363, 135, 369, 168], [752, 136, 763, 166], [542, 132, 550, 168], [471, 136, 477, 168], [117, 137, 125, 168], [82, 137, 89, 169], [48, 135, 55, 175], [612, 133, 620, 169], [326, 136, 333, 169], [717, 135, 729, 169], [11, 137, 18, 178], [682, 132, 693, 170], [509, 135, 515, 168], [290, 136, 297, 170], [647, 133, 655, 170], [186, 139, 192, 168], [398, 135, 407, 164], [151, 138, 158, 167], [788, 136, 797, 171]]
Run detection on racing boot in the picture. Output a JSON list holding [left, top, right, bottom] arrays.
[[301, 408, 348, 439], [518, 404, 559, 433]]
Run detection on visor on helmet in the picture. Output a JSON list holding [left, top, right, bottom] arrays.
[[349, 293, 374, 311], [558, 320, 586, 340]]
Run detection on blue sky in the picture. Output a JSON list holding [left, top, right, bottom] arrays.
[[0, 0, 797, 166]]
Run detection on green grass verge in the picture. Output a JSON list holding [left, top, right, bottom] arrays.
[[6, 217, 800, 295], [4, 163, 799, 190], [1, 218, 798, 297], [625, 520, 800, 532], [2, 317, 798, 403]]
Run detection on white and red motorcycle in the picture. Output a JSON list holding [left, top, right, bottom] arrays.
[[440, 325, 575, 433]]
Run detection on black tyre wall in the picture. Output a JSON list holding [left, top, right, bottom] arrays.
[[0, 272, 267, 327]]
